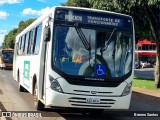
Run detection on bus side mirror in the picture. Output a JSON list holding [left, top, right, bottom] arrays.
[[44, 26, 51, 42]]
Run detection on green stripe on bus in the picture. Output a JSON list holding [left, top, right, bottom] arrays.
[[24, 61, 30, 89]]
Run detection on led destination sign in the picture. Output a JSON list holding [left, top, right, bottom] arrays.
[[55, 9, 132, 28]]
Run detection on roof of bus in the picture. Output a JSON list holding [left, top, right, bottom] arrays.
[[16, 6, 133, 42], [52, 6, 132, 18]]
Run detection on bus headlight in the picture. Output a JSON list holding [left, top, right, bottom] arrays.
[[122, 82, 132, 96], [49, 75, 63, 93]]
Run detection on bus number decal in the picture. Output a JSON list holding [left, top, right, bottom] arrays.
[[23, 61, 30, 89]]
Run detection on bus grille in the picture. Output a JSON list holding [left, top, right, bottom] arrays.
[[68, 97, 115, 108], [73, 90, 113, 96]]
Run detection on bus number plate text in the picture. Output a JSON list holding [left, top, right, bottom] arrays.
[[86, 98, 100, 104]]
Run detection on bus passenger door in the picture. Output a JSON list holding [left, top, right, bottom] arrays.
[[38, 18, 51, 103]]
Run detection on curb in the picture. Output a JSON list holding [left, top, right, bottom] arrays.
[[133, 87, 160, 97], [132, 91, 160, 102]]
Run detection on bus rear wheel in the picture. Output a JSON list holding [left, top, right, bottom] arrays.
[[33, 83, 44, 110]]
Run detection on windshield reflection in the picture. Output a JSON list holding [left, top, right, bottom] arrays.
[[52, 25, 133, 78]]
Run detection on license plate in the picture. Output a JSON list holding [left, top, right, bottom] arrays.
[[86, 98, 100, 104]]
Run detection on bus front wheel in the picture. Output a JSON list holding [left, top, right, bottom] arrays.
[[33, 83, 44, 110]]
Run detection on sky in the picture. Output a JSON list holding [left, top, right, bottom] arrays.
[[0, 0, 67, 46]]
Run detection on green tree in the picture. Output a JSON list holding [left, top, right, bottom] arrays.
[[64, 0, 160, 88], [17, 19, 36, 34], [2, 18, 36, 49], [2, 28, 18, 49], [62, 0, 92, 8]]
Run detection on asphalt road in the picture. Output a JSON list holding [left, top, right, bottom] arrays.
[[0, 70, 160, 120]]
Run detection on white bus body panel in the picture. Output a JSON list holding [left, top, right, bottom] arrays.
[[44, 6, 134, 109], [13, 6, 134, 110], [13, 9, 53, 94], [45, 69, 133, 109], [46, 90, 131, 109], [17, 55, 40, 93]]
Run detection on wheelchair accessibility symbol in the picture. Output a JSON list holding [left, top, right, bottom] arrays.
[[96, 64, 106, 77]]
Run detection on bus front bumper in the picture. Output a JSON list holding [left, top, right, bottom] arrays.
[[45, 89, 131, 109], [0, 63, 12, 69]]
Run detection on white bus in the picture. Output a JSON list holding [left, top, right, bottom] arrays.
[[13, 6, 135, 112]]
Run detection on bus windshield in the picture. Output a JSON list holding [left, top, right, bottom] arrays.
[[2, 51, 14, 63], [52, 25, 133, 79]]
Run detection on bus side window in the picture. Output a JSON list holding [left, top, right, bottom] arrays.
[[19, 35, 25, 55], [33, 24, 42, 54], [24, 32, 29, 55], [29, 28, 35, 54], [27, 31, 32, 54], [18, 37, 22, 55]]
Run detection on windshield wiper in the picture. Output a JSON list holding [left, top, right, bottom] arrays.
[[74, 24, 91, 51], [112, 32, 121, 60], [112, 32, 121, 74], [74, 24, 92, 65], [100, 28, 117, 53]]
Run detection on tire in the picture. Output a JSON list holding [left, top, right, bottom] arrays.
[[33, 83, 44, 110]]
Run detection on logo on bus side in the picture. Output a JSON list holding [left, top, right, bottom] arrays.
[[23, 61, 30, 89]]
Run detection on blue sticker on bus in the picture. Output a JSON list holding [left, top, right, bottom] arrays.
[[96, 64, 106, 77]]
